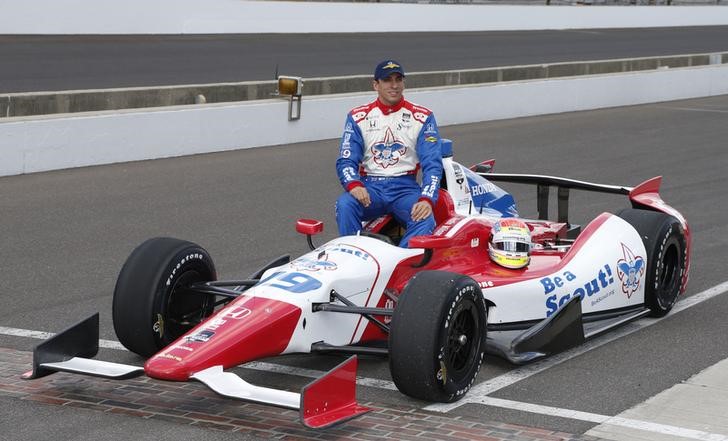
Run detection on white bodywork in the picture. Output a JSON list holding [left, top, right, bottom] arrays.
[[244, 236, 423, 352], [484, 214, 648, 324]]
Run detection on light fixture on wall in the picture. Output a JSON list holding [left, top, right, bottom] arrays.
[[277, 76, 303, 121]]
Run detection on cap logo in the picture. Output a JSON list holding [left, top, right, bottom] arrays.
[[382, 62, 400, 69]]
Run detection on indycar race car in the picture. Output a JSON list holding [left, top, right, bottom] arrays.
[[23, 140, 690, 428]]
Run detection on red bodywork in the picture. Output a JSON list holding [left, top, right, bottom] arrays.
[[628, 176, 691, 294], [145, 296, 301, 381]]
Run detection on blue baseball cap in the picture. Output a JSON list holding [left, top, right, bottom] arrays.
[[374, 60, 405, 80]]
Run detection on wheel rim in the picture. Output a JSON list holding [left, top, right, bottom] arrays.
[[657, 242, 680, 308], [163, 270, 214, 342], [445, 299, 480, 379]]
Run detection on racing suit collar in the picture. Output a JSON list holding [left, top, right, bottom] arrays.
[[375, 97, 406, 115]]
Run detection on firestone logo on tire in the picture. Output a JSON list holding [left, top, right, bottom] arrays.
[[166, 253, 205, 286]]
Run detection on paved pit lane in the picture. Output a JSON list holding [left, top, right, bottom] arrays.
[[1, 94, 727, 440]]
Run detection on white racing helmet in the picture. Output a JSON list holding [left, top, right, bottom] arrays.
[[489, 218, 531, 269]]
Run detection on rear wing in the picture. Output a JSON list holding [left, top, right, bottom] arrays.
[[475, 171, 664, 225]]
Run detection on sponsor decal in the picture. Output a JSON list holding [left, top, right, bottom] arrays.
[[186, 329, 215, 343], [371, 127, 407, 169], [344, 122, 353, 133], [424, 136, 438, 143], [397, 113, 412, 130], [183, 305, 252, 343], [440, 248, 462, 259], [478, 280, 494, 289], [433, 216, 462, 235], [341, 132, 351, 149], [413, 112, 428, 124], [384, 298, 395, 324], [616, 243, 645, 298], [542, 265, 616, 316], [453, 164, 468, 192], [203, 317, 227, 331], [366, 117, 379, 131], [153, 314, 164, 338], [352, 111, 366, 120], [421, 176, 439, 199], [176, 346, 194, 352], [219, 304, 252, 320], [158, 353, 183, 362], [364, 216, 389, 231], [591, 290, 616, 307], [329, 245, 371, 261], [470, 182, 499, 197], [342, 166, 357, 182], [471, 238, 480, 248], [292, 253, 338, 272]]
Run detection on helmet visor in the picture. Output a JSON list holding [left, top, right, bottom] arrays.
[[493, 241, 530, 253]]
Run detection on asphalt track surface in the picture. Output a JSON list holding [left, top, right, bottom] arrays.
[[2, 26, 728, 93], [1, 93, 727, 440]]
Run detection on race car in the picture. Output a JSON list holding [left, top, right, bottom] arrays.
[[22, 139, 690, 428]]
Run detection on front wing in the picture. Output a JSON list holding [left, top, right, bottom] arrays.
[[21, 313, 370, 429]]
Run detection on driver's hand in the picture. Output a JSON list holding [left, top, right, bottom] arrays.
[[350, 186, 371, 208], [411, 201, 432, 222]]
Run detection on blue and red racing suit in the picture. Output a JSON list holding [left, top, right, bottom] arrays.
[[335, 97, 443, 248]]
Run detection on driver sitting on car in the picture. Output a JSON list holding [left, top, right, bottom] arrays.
[[335, 60, 443, 248]]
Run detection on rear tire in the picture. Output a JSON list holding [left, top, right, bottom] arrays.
[[389, 271, 487, 402], [617, 209, 686, 317], [112, 237, 217, 357]]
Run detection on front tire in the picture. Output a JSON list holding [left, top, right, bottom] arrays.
[[617, 209, 687, 317], [112, 237, 217, 357], [389, 271, 487, 402]]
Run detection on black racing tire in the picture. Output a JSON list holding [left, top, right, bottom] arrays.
[[389, 271, 487, 402], [617, 208, 687, 317], [112, 237, 217, 357]]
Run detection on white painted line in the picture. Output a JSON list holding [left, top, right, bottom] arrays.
[[475, 397, 728, 441], [0, 327, 54, 340], [98, 339, 127, 350], [0, 326, 131, 351], [426, 280, 728, 413], [657, 106, 728, 114]]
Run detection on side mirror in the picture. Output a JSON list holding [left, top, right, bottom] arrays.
[[296, 219, 324, 235], [408, 234, 454, 250], [408, 234, 455, 268], [296, 219, 324, 250]]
